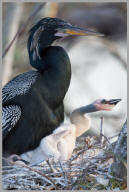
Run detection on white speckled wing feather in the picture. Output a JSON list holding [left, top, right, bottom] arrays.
[[2, 105, 21, 140], [2, 71, 38, 103]]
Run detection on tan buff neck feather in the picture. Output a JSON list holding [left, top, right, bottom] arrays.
[[70, 110, 91, 137]]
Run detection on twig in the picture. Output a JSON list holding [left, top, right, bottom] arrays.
[[2, 3, 45, 58], [69, 146, 88, 162], [3, 134, 124, 190], [108, 134, 119, 140], [100, 116, 105, 147], [3, 157, 57, 189], [70, 139, 100, 163], [59, 161, 68, 187], [94, 170, 124, 182], [46, 159, 56, 173], [101, 133, 111, 145]]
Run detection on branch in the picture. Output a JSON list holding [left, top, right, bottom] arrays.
[[2, 157, 57, 189], [2, 3, 45, 58], [100, 116, 105, 147]]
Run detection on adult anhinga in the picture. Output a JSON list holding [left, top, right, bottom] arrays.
[[29, 99, 121, 164], [2, 17, 102, 156]]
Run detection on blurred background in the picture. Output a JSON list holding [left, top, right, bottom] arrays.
[[2, 2, 127, 140]]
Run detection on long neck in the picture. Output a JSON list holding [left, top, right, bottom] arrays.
[[27, 29, 56, 71], [70, 104, 98, 137], [27, 30, 71, 107], [39, 46, 71, 107]]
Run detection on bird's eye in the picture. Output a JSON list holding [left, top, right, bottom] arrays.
[[101, 99, 106, 104]]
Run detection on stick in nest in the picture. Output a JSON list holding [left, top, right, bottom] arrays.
[[100, 116, 105, 147], [2, 157, 57, 189]]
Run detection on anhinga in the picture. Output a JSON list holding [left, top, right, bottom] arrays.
[[2, 17, 102, 157], [30, 99, 121, 164]]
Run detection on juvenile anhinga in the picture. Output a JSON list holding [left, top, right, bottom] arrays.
[[2, 17, 102, 157], [30, 99, 121, 164]]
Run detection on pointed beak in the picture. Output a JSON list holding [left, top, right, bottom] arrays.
[[55, 25, 104, 37], [107, 99, 122, 105], [95, 98, 121, 111]]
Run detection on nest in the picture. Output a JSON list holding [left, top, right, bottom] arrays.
[[3, 134, 125, 190]]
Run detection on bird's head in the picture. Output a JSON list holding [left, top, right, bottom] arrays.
[[92, 99, 121, 111], [28, 17, 103, 63]]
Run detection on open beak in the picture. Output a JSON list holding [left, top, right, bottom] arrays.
[[55, 25, 104, 37], [106, 99, 122, 105], [95, 99, 121, 111]]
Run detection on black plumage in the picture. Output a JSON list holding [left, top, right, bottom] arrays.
[[2, 17, 102, 156]]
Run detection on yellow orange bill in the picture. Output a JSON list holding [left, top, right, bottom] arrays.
[[55, 25, 104, 37]]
